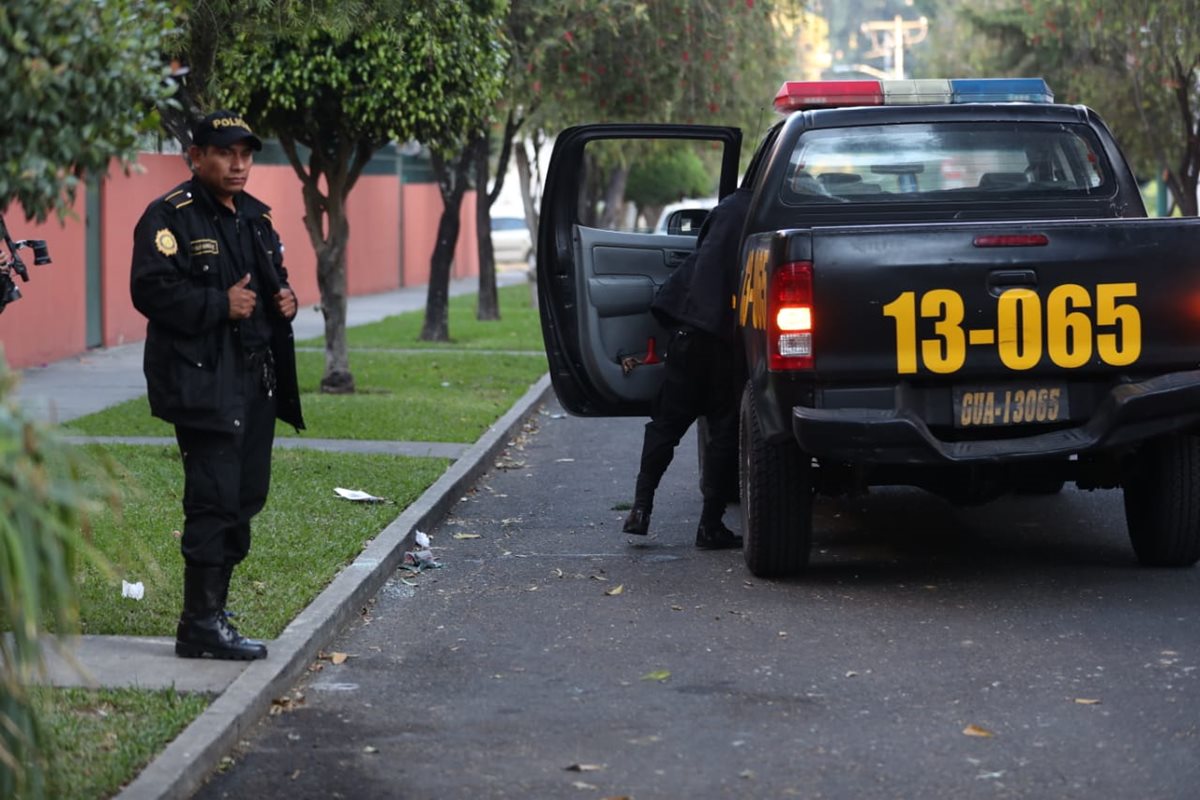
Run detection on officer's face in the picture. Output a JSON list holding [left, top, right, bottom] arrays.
[[190, 142, 255, 207]]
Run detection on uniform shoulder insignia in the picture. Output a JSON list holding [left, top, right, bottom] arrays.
[[163, 188, 194, 210], [154, 228, 179, 257]]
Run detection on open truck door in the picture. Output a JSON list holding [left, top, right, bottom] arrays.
[[537, 124, 742, 416]]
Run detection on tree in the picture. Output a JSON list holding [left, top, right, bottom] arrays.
[[926, 0, 1200, 215], [0, 3, 168, 795], [216, 1, 505, 384], [625, 146, 715, 228], [487, 0, 794, 268], [0, 0, 176, 222], [412, 1, 508, 342]]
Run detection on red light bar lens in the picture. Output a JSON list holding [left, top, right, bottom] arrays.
[[774, 80, 883, 113], [973, 234, 1050, 247]]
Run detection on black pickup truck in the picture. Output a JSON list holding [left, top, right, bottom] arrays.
[[536, 78, 1200, 577]]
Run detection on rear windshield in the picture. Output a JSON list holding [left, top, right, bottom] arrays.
[[780, 122, 1112, 206]]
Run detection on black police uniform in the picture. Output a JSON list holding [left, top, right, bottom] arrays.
[[131, 119, 304, 659], [624, 188, 751, 547]]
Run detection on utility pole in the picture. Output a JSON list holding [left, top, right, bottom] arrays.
[[859, 14, 928, 79]]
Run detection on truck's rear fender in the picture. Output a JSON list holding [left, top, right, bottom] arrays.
[[737, 229, 816, 441]]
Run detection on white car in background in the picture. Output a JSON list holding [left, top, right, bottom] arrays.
[[652, 196, 718, 234], [490, 216, 534, 263]]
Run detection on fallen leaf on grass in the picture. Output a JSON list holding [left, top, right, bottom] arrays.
[[564, 763, 605, 772], [453, 533, 482, 540], [605, 584, 625, 596], [641, 669, 671, 682], [1074, 698, 1101, 705], [962, 724, 994, 738]]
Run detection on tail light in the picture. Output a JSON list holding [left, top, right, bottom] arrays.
[[768, 261, 814, 371]]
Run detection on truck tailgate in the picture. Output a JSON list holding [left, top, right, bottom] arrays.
[[811, 217, 1200, 382]]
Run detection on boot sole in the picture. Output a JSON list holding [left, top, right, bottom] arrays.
[[175, 642, 268, 660]]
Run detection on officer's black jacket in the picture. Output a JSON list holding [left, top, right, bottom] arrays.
[[130, 176, 304, 433], [650, 187, 752, 342]]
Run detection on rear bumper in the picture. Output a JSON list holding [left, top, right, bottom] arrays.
[[793, 369, 1200, 464]]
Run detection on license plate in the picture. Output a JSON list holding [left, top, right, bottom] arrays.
[[952, 383, 1068, 428]]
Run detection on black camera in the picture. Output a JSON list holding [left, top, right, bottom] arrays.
[[0, 212, 52, 313]]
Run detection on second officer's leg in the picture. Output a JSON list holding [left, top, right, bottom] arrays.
[[624, 330, 704, 535]]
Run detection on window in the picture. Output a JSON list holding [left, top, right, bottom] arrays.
[[780, 122, 1111, 206]]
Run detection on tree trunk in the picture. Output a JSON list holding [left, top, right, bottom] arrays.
[[281, 134, 374, 394], [308, 183, 354, 393], [599, 164, 630, 230], [473, 133, 500, 321], [422, 149, 470, 341], [514, 136, 540, 241]]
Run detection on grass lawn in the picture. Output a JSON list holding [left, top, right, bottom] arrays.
[[10, 284, 545, 798], [64, 350, 547, 442], [35, 687, 209, 800], [297, 282, 543, 351], [74, 444, 449, 638]]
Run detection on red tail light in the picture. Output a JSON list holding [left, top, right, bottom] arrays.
[[768, 261, 814, 371], [973, 234, 1049, 247]]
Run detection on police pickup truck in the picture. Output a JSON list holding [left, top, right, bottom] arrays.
[[536, 77, 1200, 577]]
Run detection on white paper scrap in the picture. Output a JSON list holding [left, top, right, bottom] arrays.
[[121, 580, 145, 600], [334, 487, 388, 503], [415, 530, 431, 548]]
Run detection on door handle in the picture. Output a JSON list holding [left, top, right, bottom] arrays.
[[986, 269, 1037, 298], [664, 249, 691, 268]]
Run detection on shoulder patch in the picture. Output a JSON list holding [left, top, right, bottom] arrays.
[[154, 228, 179, 257]]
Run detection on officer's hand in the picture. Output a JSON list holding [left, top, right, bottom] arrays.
[[227, 273, 255, 320], [274, 287, 297, 320]]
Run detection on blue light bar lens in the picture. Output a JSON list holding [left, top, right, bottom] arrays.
[[950, 78, 1053, 104]]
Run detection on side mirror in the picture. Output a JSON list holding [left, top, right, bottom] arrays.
[[666, 208, 709, 236]]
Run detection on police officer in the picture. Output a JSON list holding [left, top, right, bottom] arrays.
[[130, 111, 304, 660], [622, 187, 752, 548]]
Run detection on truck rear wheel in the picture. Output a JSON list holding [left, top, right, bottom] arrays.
[[739, 383, 812, 577], [1123, 434, 1200, 567]]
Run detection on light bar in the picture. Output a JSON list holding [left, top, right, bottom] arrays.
[[773, 78, 1053, 113], [951, 78, 1054, 104], [774, 80, 882, 111]]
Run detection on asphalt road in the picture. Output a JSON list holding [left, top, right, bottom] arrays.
[[195, 397, 1200, 799]]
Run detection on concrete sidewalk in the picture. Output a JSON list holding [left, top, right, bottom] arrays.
[[10, 270, 552, 799]]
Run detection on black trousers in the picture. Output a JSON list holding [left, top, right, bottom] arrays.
[[174, 365, 277, 568], [634, 329, 738, 519]]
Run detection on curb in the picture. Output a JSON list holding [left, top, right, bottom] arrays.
[[115, 373, 553, 800]]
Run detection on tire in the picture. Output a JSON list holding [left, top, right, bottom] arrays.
[[1123, 434, 1200, 567], [739, 382, 813, 577]]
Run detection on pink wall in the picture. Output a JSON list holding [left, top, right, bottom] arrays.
[[402, 185, 479, 286], [0, 152, 479, 370], [0, 196, 88, 368], [346, 175, 401, 295]]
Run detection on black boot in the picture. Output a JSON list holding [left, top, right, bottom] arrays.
[[175, 565, 267, 660], [695, 520, 743, 550], [695, 496, 742, 550], [622, 505, 651, 535]]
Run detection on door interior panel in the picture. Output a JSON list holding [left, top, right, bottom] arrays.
[[574, 225, 696, 404]]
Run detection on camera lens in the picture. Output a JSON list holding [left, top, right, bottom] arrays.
[[31, 240, 51, 266]]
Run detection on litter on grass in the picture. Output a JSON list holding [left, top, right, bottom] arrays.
[[121, 580, 145, 600], [334, 487, 391, 503]]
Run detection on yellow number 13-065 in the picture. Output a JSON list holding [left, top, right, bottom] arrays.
[[881, 282, 1141, 375]]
